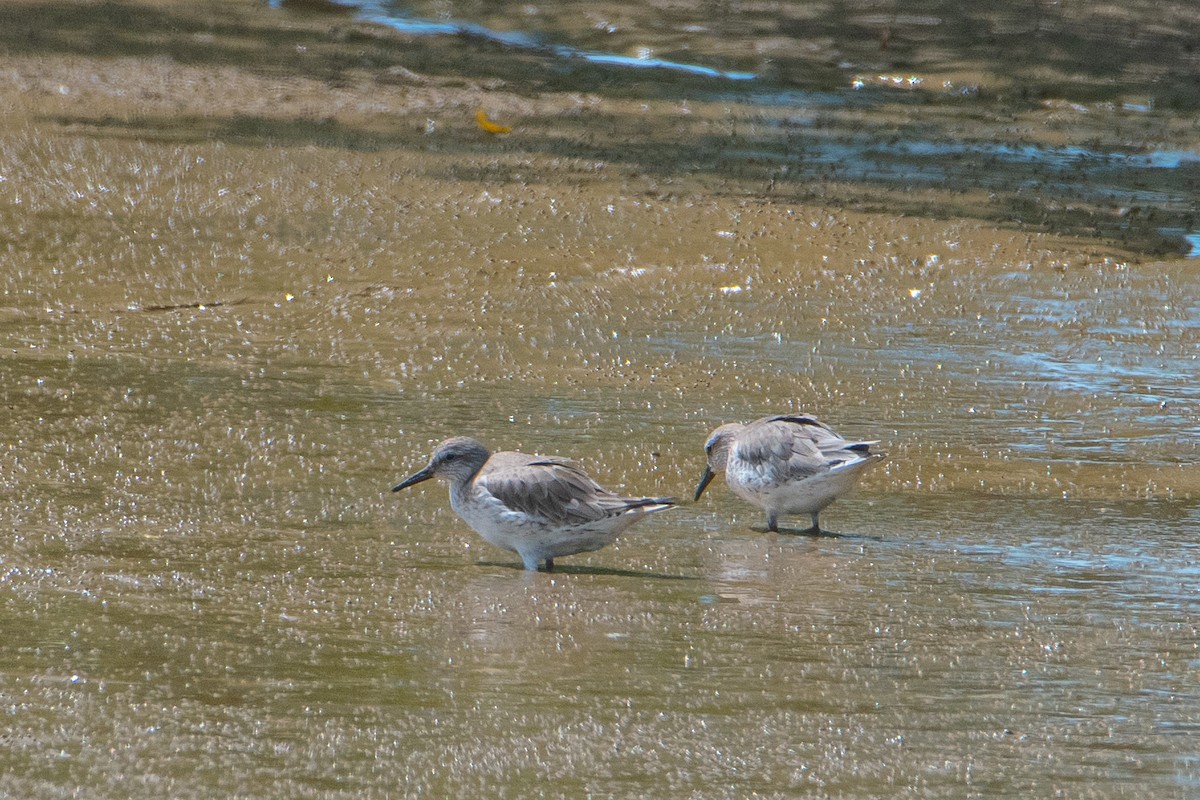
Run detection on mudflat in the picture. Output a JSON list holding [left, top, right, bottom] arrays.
[[2, 1, 1198, 797]]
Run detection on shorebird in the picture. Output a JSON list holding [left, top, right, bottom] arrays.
[[694, 414, 883, 533], [393, 436, 676, 571]]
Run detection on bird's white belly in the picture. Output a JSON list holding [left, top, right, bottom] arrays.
[[450, 488, 532, 553], [729, 460, 867, 514], [449, 485, 628, 559]]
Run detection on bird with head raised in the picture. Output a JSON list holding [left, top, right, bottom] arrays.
[[393, 436, 675, 571], [695, 414, 883, 533]]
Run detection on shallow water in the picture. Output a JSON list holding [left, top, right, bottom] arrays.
[[2, 0, 1200, 797]]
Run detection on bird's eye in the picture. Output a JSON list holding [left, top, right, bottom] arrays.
[[443, 453, 457, 462]]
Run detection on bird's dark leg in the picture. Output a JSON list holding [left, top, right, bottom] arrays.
[[542, 557, 555, 572], [766, 512, 779, 532], [807, 512, 821, 533]]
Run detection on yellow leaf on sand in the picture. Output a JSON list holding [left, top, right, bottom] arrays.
[[475, 109, 512, 134]]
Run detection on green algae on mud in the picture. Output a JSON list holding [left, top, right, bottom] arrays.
[[2, 0, 1197, 255]]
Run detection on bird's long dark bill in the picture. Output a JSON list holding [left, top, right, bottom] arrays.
[[694, 467, 716, 501], [392, 466, 434, 492]]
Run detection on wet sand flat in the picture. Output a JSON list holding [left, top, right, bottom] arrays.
[[1, 0, 1198, 797]]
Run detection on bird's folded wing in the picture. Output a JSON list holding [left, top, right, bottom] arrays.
[[479, 460, 620, 526]]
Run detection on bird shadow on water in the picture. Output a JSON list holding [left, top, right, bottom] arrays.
[[751, 526, 887, 543], [476, 560, 701, 581]]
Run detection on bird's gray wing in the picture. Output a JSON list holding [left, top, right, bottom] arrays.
[[478, 458, 629, 526], [769, 414, 878, 460], [731, 418, 824, 481]]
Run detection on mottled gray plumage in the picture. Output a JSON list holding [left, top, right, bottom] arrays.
[[695, 414, 883, 532], [393, 436, 675, 570]]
